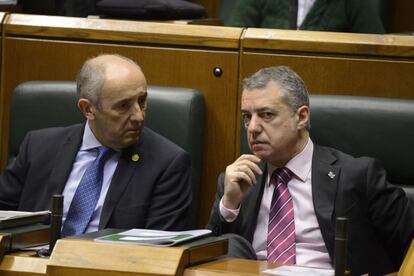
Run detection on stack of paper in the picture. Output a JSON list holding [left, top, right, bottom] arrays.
[[95, 229, 212, 246]]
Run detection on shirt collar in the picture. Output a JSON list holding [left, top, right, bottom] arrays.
[[80, 121, 103, 151], [267, 137, 313, 185]]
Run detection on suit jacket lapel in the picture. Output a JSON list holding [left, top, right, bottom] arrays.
[[48, 124, 84, 195], [312, 145, 341, 259], [99, 135, 143, 229]]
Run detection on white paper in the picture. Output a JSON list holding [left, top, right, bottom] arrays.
[[0, 0, 18, 4], [95, 228, 212, 246], [0, 210, 50, 220], [263, 265, 334, 276], [21, 243, 49, 251]]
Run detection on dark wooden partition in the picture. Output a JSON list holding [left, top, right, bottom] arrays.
[[0, 12, 6, 150], [0, 14, 243, 226], [242, 28, 414, 97]]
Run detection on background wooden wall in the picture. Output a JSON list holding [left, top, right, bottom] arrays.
[[390, 0, 414, 33]]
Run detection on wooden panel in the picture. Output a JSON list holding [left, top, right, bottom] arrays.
[[1, 15, 242, 227], [0, 12, 6, 164], [242, 28, 414, 99], [184, 258, 279, 276], [398, 240, 414, 275], [243, 28, 414, 58], [5, 14, 240, 49], [390, 0, 414, 33], [242, 52, 414, 99], [0, 6, 22, 12], [47, 237, 227, 276], [0, 251, 48, 276]]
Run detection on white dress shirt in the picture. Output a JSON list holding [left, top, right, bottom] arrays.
[[298, 0, 316, 28], [220, 138, 332, 268], [62, 122, 119, 233]]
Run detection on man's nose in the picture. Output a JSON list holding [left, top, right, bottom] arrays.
[[247, 114, 262, 134], [130, 103, 144, 122]]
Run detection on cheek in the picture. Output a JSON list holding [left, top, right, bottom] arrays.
[[111, 115, 129, 128]]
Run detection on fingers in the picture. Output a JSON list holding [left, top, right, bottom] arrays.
[[222, 154, 263, 209], [230, 154, 262, 184]]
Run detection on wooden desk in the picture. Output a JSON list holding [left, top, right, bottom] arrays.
[[0, 254, 402, 276], [184, 259, 278, 276], [0, 235, 228, 276], [0, 254, 276, 276], [0, 251, 48, 276]]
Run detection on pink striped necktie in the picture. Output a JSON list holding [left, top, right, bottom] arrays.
[[267, 167, 296, 264]]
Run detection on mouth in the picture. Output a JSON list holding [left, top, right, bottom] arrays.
[[250, 140, 269, 152], [127, 128, 141, 135], [251, 140, 266, 145]]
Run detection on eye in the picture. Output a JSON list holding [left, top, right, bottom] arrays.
[[259, 112, 274, 121], [242, 113, 251, 128], [138, 96, 147, 110], [120, 101, 130, 110]]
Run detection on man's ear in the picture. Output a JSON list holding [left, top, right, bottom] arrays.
[[295, 105, 310, 130], [78, 98, 96, 120]]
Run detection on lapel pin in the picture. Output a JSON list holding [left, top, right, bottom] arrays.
[[131, 154, 140, 162], [328, 171, 336, 179]]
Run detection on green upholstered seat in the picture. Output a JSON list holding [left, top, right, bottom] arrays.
[[9, 80, 205, 228]]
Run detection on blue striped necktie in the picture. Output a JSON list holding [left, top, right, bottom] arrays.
[[61, 146, 113, 237]]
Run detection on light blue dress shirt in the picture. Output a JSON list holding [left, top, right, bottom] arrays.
[[61, 122, 119, 233]]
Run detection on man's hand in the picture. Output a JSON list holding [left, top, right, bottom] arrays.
[[222, 154, 262, 209]]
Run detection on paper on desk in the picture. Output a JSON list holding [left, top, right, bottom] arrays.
[[95, 228, 212, 246], [21, 243, 49, 251], [263, 265, 334, 276], [0, 0, 18, 4]]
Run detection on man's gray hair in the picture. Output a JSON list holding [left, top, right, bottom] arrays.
[[242, 66, 309, 114], [76, 54, 142, 107]]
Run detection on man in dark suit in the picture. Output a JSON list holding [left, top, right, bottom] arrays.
[[0, 54, 191, 234], [207, 66, 414, 275]]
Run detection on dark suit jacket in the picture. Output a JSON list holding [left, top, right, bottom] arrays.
[[54, 0, 97, 17], [207, 145, 414, 275], [0, 123, 191, 231]]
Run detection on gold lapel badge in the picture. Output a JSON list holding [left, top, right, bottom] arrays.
[[132, 154, 140, 162]]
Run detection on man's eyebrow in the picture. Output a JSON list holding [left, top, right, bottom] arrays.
[[256, 107, 276, 113], [114, 91, 148, 103], [241, 107, 276, 113]]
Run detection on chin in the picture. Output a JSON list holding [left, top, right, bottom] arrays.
[[250, 149, 267, 160]]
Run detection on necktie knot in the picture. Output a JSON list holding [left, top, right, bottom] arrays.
[[96, 146, 114, 163], [271, 167, 293, 187]]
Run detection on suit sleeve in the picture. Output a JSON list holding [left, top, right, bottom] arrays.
[[0, 132, 31, 210], [366, 159, 414, 268], [144, 151, 192, 231], [207, 173, 241, 235]]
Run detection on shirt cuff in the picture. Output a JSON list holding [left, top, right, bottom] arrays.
[[219, 198, 240, 222]]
